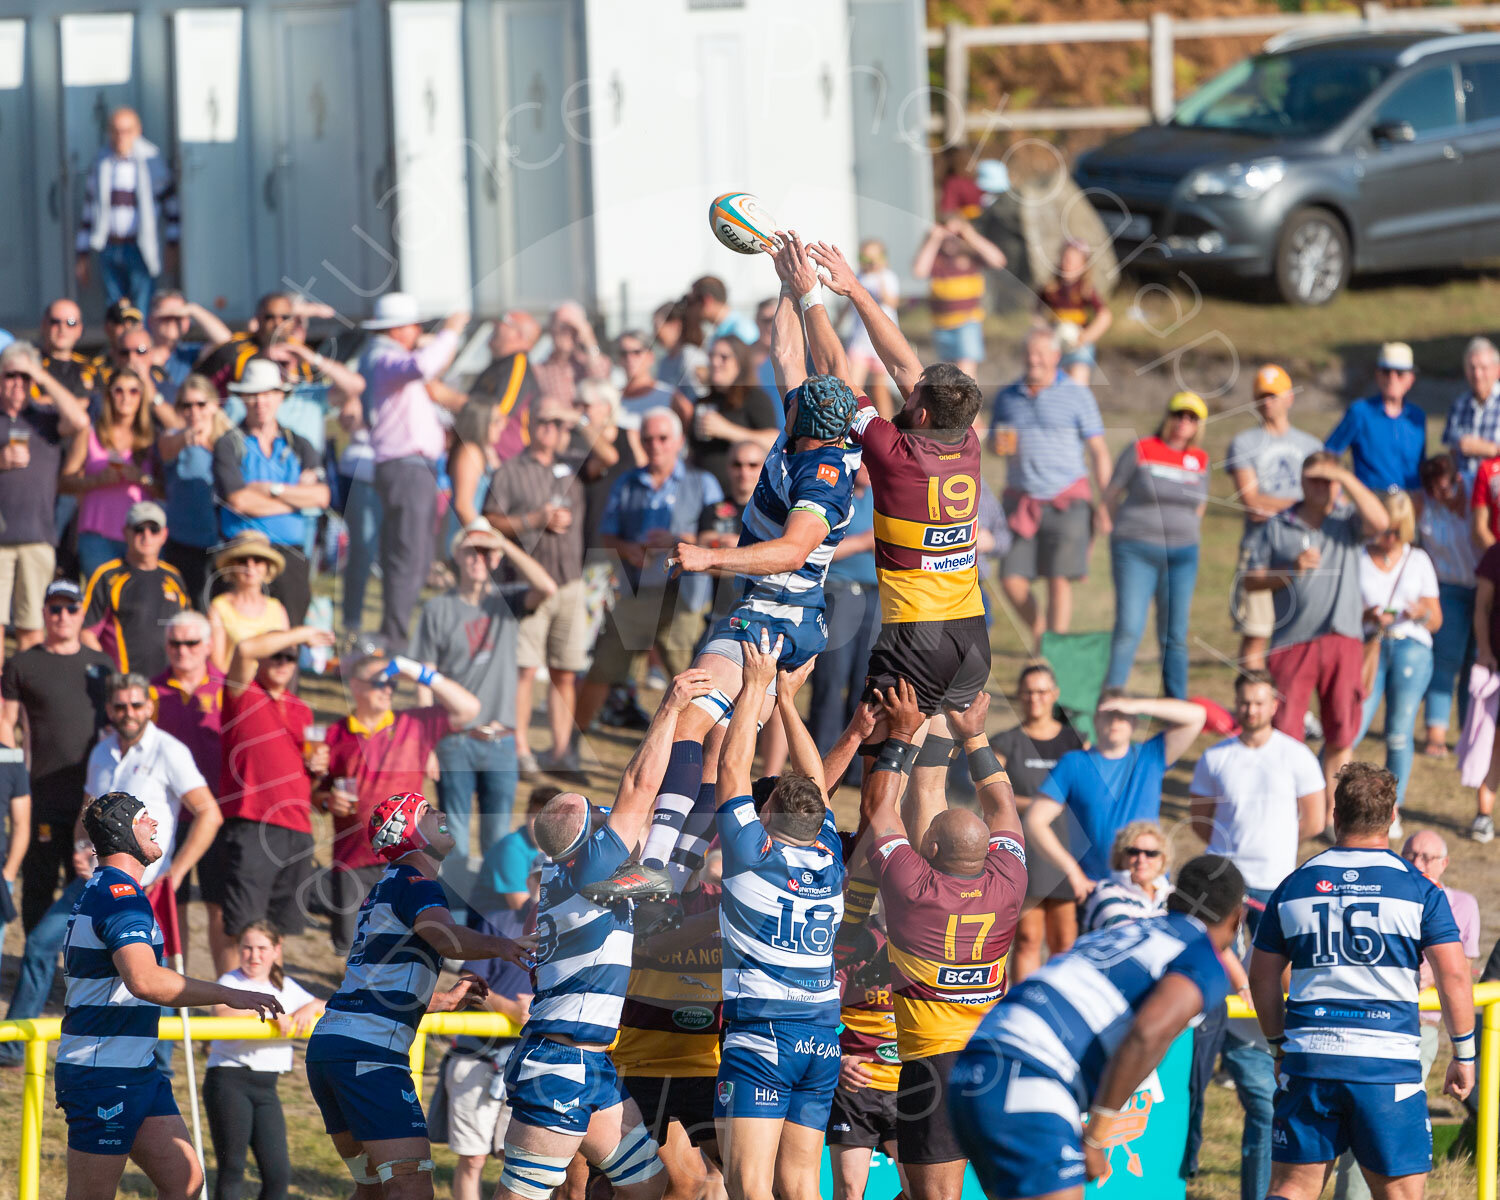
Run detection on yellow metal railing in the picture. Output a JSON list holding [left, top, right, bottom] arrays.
[[0, 1010, 521, 1200], [5, 990, 1500, 1200]]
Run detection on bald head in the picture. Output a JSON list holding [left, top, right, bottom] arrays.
[[534, 792, 591, 860], [491, 311, 541, 358], [922, 808, 991, 874], [1402, 829, 1449, 883]]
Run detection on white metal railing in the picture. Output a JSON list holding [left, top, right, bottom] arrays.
[[926, 2, 1500, 140]]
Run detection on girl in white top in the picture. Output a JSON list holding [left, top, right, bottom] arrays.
[[204, 922, 324, 1200], [1356, 489, 1442, 821]]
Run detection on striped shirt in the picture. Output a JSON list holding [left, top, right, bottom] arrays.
[[305, 864, 448, 1066], [717, 796, 845, 1026], [963, 913, 1229, 1106], [929, 252, 985, 330], [1254, 847, 1460, 1083], [989, 373, 1104, 501], [57, 867, 164, 1088], [731, 433, 859, 624], [529, 825, 636, 1045]]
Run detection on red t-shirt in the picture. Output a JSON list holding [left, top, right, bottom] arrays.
[[867, 829, 1028, 1059], [1472, 457, 1500, 543], [325, 706, 453, 869], [218, 680, 313, 832]]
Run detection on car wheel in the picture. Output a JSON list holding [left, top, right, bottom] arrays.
[[1274, 208, 1349, 306]]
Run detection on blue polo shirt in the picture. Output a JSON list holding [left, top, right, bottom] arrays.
[[211, 422, 322, 545], [1323, 395, 1426, 492], [600, 459, 723, 587], [990, 371, 1104, 500]]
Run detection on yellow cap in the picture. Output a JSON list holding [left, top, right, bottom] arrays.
[[1254, 364, 1293, 397], [1168, 391, 1208, 420]]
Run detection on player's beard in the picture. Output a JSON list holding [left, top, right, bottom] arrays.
[[892, 404, 916, 431]]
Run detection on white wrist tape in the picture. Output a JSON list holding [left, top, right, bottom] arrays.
[[799, 286, 825, 312], [1453, 1030, 1477, 1061]]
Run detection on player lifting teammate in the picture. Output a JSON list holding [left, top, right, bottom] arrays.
[[863, 684, 1028, 1200], [589, 235, 863, 904]]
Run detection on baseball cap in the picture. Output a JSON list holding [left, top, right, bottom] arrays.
[[105, 300, 143, 325], [1168, 391, 1208, 420], [1253, 364, 1293, 398], [1377, 342, 1415, 372], [126, 500, 167, 529], [45, 579, 83, 604]]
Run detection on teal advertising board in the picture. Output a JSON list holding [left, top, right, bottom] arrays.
[[819, 1032, 1192, 1200]]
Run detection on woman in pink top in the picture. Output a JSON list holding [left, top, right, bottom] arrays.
[[60, 367, 163, 579]]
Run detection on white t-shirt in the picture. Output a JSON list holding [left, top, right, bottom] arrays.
[[85, 722, 207, 890], [1358, 544, 1440, 647], [1190, 730, 1325, 891], [206, 969, 318, 1073]]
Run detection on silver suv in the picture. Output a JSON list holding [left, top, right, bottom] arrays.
[[1074, 30, 1500, 304]]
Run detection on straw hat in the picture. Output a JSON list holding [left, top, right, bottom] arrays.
[[214, 531, 285, 579]]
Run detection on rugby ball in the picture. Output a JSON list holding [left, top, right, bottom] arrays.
[[709, 192, 779, 255]]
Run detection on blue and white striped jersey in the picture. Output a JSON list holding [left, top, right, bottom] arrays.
[[529, 825, 635, 1045], [732, 434, 860, 622], [306, 864, 448, 1066], [963, 913, 1229, 1106], [717, 795, 845, 1026], [57, 867, 164, 1088], [1254, 847, 1459, 1083]]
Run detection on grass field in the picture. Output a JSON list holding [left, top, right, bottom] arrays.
[[0, 375, 1494, 1198]]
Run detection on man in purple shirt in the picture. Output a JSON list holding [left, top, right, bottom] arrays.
[[356, 291, 469, 649]]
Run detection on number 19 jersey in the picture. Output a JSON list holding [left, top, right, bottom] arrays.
[[1255, 847, 1460, 1084], [716, 794, 845, 1026]]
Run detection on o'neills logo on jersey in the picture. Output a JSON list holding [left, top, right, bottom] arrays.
[[921, 549, 977, 573], [922, 522, 975, 550], [935, 962, 1001, 989]]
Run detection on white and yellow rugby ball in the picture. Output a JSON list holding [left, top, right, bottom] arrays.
[[709, 192, 779, 255]]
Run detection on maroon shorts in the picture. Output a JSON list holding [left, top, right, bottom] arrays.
[[1267, 633, 1364, 750]]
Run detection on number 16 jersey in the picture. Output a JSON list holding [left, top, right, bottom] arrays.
[[1255, 847, 1460, 1084], [717, 794, 845, 1027]]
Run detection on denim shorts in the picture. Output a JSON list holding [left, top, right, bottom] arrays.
[[932, 321, 984, 365]]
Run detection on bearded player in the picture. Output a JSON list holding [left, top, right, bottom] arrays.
[[588, 235, 863, 905]]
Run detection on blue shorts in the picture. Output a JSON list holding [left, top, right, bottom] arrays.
[[949, 1052, 1085, 1200], [504, 1034, 624, 1135], [1060, 341, 1097, 369], [306, 1058, 428, 1143], [701, 607, 827, 671], [1272, 1075, 1432, 1177], [932, 321, 984, 366], [715, 1020, 840, 1130], [56, 1071, 179, 1153]]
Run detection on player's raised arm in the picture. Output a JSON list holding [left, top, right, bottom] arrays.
[[946, 694, 1023, 839], [608, 668, 715, 849], [860, 680, 925, 841], [775, 656, 829, 804], [718, 631, 782, 806], [775, 230, 853, 389], [810, 239, 922, 401], [770, 245, 808, 396]]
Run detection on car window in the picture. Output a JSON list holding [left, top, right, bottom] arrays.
[[1173, 53, 1390, 137], [1461, 58, 1500, 124], [1374, 65, 1459, 136]]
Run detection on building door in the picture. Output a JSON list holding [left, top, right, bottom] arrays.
[[0, 20, 36, 328]]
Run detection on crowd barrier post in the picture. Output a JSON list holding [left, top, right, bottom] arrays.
[[20, 1036, 48, 1200], [410, 1031, 428, 1105], [1479, 997, 1500, 1200]]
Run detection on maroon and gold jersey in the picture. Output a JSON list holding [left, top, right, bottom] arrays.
[[867, 831, 1028, 1060], [614, 884, 722, 1077], [849, 407, 985, 624], [837, 933, 901, 1091]]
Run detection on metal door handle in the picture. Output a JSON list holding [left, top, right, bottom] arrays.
[[263, 169, 277, 210], [47, 180, 59, 220], [1443, 144, 1460, 160]]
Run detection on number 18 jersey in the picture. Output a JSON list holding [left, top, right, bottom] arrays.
[[1255, 847, 1460, 1084], [716, 794, 844, 1026]]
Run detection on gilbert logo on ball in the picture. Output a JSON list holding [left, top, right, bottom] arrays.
[[709, 192, 779, 255]]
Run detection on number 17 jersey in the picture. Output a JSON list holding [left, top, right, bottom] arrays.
[[1255, 847, 1459, 1084], [716, 794, 845, 1027]]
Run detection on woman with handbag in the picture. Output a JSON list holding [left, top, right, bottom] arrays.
[[1355, 489, 1442, 830]]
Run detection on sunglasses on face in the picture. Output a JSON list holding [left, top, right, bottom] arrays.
[[642, 434, 673, 444], [261, 311, 293, 324], [1171, 411, 1201, 422], [266, 652, 299, 665], [177, 400, 210, 411], [109, 699, 151, 712], [357, 675, 395, 690], [46, 602, 81, 615], [168, 639, 203, 648], [1377, 367, 1412, 377], [1124, 846, 1163, 859], [47, 316, 79, 328], [130, 522, 163, 535], [534, 417, 566, 428], [3, 371, 28, 383]]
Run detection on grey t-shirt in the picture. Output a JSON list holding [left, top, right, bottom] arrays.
[[1243, 507, 1366, 647], [409, 586, 528, 729], [1108, 438, 1209, 548], [1224, 424, 1323, 531]]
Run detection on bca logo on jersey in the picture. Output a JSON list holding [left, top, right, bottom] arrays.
[[1315, 880, 1334, 893], [935, 962, 1001, 989], [922, 521, 975, 550]]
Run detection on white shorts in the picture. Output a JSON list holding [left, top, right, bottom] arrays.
[[445, 1053, 512, 1157]]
